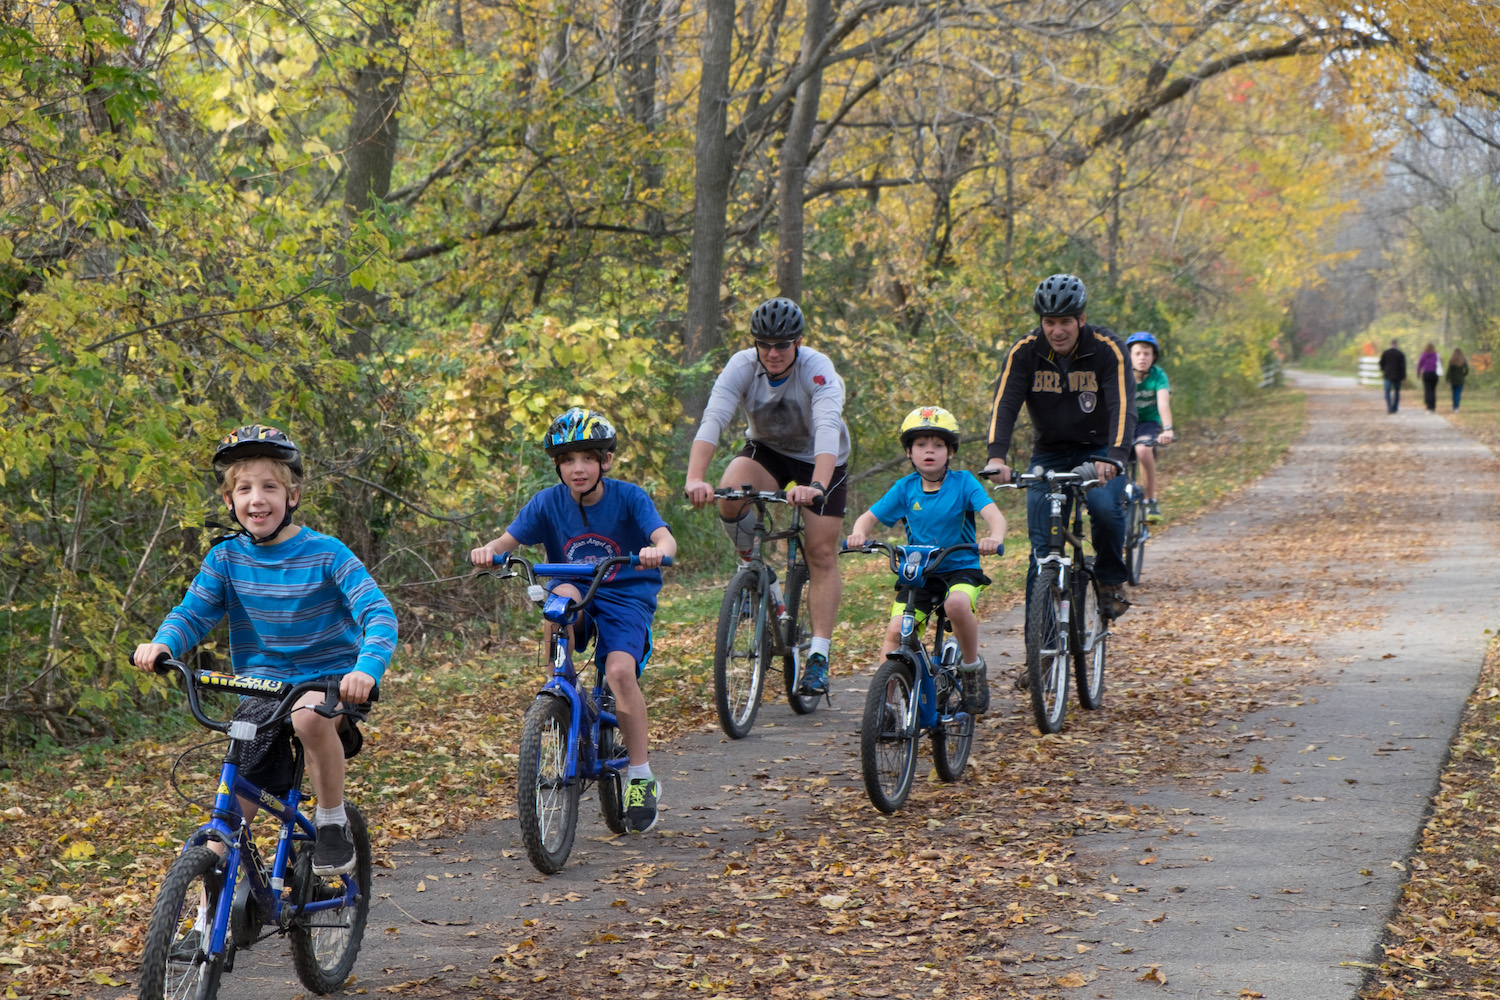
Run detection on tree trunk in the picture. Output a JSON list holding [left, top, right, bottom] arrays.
[[619, 0, 666, 237], [775, 0, 830, 302], [680, 0, 736, 388]]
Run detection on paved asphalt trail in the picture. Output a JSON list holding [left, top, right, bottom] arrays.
[[125, 373, 1499, 999]]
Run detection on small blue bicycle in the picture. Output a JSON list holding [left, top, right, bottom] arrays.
[[487, 552, 672, 874], [139, 656, 375, 1000], [841, 541, 982, 814]]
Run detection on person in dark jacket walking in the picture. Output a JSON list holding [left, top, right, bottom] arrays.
[[1379, 340, 1407, 413], [1418, 343, 1440, 412], [1446, 348, 1469, 412], [981, 273, 1136, 626]]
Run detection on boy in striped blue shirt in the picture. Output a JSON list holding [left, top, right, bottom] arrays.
[[134, 425, 397, 875]]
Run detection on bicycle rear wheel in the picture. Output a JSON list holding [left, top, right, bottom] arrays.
[[860, 657, 919, 813], [1025, 570, 1070, 734], [930, 667, 972, 782], [1071, 559, 1107, 711], [713, 565, 771, 738], [517, 695, 581, 873], [781, 562, 820, 715], [290, 803, 372, 993], [138, 846, 226, 1000], [1125, 485, 1147, 586]]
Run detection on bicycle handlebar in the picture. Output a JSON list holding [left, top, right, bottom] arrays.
[[150, 653, 377, 735], [711, 487, 790, 502], [986, 462, 1110, 491], [840, 540, 980, 577], [491, 552, 673, 616]]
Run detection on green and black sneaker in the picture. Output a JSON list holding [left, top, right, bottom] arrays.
[[624, 777, 660, 833]]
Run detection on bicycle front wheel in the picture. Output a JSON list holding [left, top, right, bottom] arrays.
[[517, 695, 581, 874], [713, 565, 771, 738], [1071, 559, 1107, 711], [138, 846, 226, 1000], [781, 563, 820, 715], [597, 697, 627, 835], [930, 668, 972, 782], [1025, 570, 1070, 734], [860, 657, 919, 813], [289, 803, 372, 993]]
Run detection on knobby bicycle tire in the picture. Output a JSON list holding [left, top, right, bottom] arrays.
[[517, 695, 581, 874], [1025, 571, 1070, 734], [138, 846, 226, 1000], [713, 566, 771, 738], [597, 699, 627, 835], [1125, 486, 1147, 587], [782, 562, 820, 715], [1071, 559, 1106, 711], [860, 657, 919, 813], [930, 667, 972, 782], [290, 803, 372, 993]]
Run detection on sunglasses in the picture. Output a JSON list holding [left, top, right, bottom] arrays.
[[754, 338, 798, 352]]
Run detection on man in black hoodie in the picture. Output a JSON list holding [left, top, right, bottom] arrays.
[[1379, 339, 1406, 414], [981, 274, 1136, 620]]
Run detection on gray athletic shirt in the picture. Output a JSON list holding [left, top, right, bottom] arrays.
[[693, 346, 851, 466]]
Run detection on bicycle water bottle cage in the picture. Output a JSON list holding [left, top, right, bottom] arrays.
[[542, 592, 578, 626]]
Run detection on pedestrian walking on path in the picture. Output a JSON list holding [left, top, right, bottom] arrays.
[[1418, 342, 1440, 412], [1446, 346, 1469, 411], [1379, 338, 1406, 413]]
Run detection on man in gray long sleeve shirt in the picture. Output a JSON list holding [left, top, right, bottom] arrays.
[[684, 297, 851, 699]]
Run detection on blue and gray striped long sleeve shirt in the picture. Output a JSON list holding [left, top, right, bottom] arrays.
[[154, 528, 398, 685]]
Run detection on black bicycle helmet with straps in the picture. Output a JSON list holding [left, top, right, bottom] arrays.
[[750, 297, 805, 341], [213, 424, 303, 545], [1032, 274, 1087, 318]]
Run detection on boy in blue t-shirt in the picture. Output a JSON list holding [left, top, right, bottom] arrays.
[[845, 407, 1007, 714], [470, 408, 675, 834], [134, 425, 398, 877]]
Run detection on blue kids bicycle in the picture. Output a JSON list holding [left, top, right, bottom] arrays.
[[488, 552, 672, 874], [139, 656, 375, 1000], [842, 541, 985, 814]]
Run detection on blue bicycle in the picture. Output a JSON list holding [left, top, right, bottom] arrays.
[[842, 541, 983, 814], [488, 552, 673, 873], [139, 657, 375, 1000]]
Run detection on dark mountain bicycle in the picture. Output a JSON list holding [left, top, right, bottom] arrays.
[[139, 656, 375, 1000], [993, 467, 1110, 735], [842, 541, 984, 814], [1123, 440, 1164, 586], [706, 487, 820, 738], [486, 551, 672, 873]]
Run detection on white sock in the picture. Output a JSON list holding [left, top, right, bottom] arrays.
[[719, 510, 757, 560], [809, 637, 831, 659], [315, 803, 348, 828], [627, 763, 653, 782], [962, 659, 982, 669]]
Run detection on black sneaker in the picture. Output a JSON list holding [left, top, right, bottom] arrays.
[[624, 778, 660, 833], [312, 823, 356, 875], [797, 652, 830, 697], [1102, 588, 1132, 619], [959, 659, 991, 714]]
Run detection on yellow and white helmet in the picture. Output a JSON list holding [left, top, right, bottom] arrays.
[[899, 406, 960, 451]]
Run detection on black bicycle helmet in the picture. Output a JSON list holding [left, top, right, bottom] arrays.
[[750, 297, 805, 341], [213, 425, 304, 485], [1032, 274, 1087, 318]]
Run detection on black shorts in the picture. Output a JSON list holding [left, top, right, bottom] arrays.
[[737, 441, 849, 518], [892, 567, 992, 616], [1134, 420, 1161, 446]]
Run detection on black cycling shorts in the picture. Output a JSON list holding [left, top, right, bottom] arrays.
[[736, 441, 849, 518]]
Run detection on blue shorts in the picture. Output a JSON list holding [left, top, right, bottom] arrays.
[[549, 590, 654, 675], [1134, 420, 1162, 445]]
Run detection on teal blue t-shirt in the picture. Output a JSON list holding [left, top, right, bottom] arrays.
[[1134, 365, 1170, 423], [868, 470, 994, 572]]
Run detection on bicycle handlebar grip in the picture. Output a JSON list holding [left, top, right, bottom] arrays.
[[151, 651, 174, 675], [491, 552, 511, 566], [627, 554, 674, 567]]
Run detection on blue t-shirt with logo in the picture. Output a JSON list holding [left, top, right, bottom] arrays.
[[505, 480, 670, 613], [868, 470, 994, 572]]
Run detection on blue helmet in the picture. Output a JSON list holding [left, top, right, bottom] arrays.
[[1126, 331, 1161, 358], [543, 407, 617, 457]]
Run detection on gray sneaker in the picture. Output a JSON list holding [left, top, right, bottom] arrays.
[[959, 659, 991, 714]]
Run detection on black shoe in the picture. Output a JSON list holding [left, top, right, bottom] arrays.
[[624, 778, 660, 833], [168, 928, 202, 963], [1014, 668, 1030, 691], [797, 652, 830, 697], [1102, 589, 1131, 619], [312, 823, 356, 876], [959, 659, 990, 714]]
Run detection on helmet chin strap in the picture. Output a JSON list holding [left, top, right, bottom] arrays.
[[226, 503, 296, 546], [556, 462, 604, 526], [755, 345, 800, 380]]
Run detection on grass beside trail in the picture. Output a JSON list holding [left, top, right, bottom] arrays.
[[0, 387, 1307, 989]]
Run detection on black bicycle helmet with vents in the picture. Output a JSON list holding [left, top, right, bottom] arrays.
[[1032, 274, 1088, 318], [750, 297, 805, 341]]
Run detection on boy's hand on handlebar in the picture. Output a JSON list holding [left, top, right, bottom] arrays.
[[340, 669, 376, 705], [635, 546, 668, 569], [134, 642, 172, 672], [980, 462, 1012, 485], [1159, 429, 1175, 446], [845, 530, 869, 549], [683, 479, 714, 508], [470, 542, 502, 567], [979, 537, 1004, 556]]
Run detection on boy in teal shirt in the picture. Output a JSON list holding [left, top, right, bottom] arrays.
[[1126, 332, 1175, 522], [846, 407, 1007, 713]]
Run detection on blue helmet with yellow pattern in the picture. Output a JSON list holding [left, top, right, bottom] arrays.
[[543, 407, 618, 458]]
